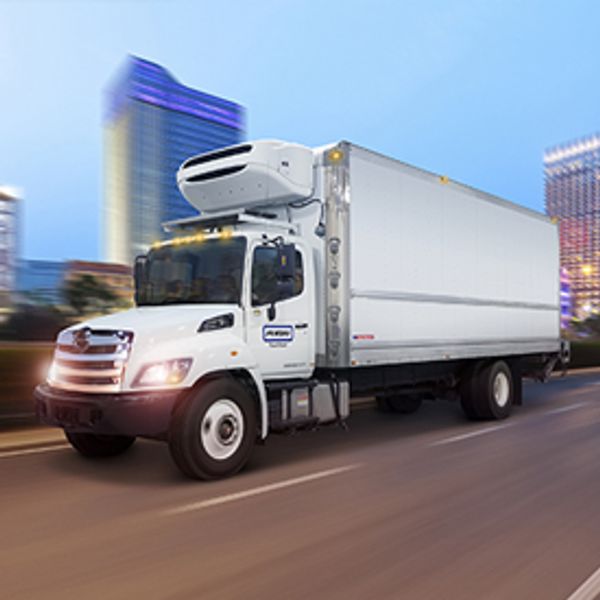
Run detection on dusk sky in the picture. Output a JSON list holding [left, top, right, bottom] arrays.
[[2, 0, 600, 261]]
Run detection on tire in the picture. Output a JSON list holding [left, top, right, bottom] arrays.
[[168, 378, 257, 480], [472, 360, 513, 420], [459, 362, 483, 421], [64, 431, 135, 458]]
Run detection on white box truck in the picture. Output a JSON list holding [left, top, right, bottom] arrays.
[[35, 140, 569, 479]]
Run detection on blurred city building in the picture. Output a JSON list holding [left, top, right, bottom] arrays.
[[560, 267, 573, 328], [0, 187, 19, 317], [16, 259, 66, 305], [65, 260, 134, 306], [545, 133, 600, 318], [104, 55, 245, 265], [16, 259, 133, 308]]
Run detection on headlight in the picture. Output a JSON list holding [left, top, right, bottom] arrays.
[[132, 358, 193, 388], [198, 313, 234, 332]]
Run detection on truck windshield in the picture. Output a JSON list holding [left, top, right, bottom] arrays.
[[136, 237, 247, 306]]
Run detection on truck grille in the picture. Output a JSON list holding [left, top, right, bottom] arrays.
[[49, 329, 134, 394]]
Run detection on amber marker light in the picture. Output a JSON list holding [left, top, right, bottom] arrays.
[[220, 227, 234, 240], [327, 148, 344, 163]]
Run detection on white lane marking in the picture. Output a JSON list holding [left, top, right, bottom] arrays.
[[430, 424, 509, 447], [566, 565, 600, 600], [0, 444, 71, 459], [162, 463, 362, 516], [544, 402, 588, 416]]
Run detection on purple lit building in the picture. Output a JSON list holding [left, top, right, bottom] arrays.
[[545, 133, 600, 318], [104, 56, 245, 264]]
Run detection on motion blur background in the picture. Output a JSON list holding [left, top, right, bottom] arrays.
[[2, 0, 600, 425]]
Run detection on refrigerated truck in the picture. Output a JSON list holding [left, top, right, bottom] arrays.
[[35, 140, 569, 479]]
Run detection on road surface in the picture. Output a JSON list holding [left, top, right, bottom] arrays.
[[2, 373, 600, 600]]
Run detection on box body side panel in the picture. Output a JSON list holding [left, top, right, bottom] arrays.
[[347, 146, 560, 366]]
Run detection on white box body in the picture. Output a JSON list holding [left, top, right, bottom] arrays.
[[317, 143, 560, 368]]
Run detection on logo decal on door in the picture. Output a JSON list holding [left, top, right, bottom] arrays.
[[263, 325, 294, 344]]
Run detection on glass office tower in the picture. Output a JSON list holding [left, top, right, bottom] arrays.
[[104, 56, 245, 265], [545, 133, 600, 318]]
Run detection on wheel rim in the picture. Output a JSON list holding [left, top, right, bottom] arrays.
[[200, 398, 244, 461], [492, 371, 510, 408]]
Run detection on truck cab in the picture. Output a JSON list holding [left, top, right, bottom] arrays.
[[35, 141, 347, 479]]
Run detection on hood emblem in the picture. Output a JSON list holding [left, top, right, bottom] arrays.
[[73, 328, 91, 353]]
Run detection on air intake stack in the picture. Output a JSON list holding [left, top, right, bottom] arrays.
[[177, 140, 314, 213]]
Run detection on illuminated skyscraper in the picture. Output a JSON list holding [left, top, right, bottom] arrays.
[[0, 187, 18, 315], [545, 133, 600, 318], [104, 56, 245, 265]]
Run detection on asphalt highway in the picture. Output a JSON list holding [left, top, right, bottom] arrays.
[[2, 373, 600, 600]]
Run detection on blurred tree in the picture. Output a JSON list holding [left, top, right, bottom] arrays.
[[571, 314, 600, 338], [62, 274, 121, 316]]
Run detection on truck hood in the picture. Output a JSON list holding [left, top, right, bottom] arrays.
[[57, 304, 253, 393], [68, 305, 242, 343]]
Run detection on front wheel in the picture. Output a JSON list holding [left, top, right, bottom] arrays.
[[64, 431, 136, 458], [168, 378, 257, 480]]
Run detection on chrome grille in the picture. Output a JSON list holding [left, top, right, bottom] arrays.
[[57, 343, 120, 355], [49, 329, 134, 393]]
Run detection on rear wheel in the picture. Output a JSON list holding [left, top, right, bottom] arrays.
[[460, 360, 513, 421], [474, 360, 513, 420], [168, 378, 256, 480], [64, 431, 135, 458]]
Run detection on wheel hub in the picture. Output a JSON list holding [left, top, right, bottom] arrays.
[[217, 417, 237, 445], [493, 371, 510, 408], [200, 398, 244, 461]]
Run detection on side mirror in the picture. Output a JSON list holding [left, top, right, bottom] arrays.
[[267, 244, 296, 321], [267, 243, 296, 321], [133, 255, 148, 304], [276, 244, 296, 279], [267, 281, 294, 321], [276, 278, 294, 299]]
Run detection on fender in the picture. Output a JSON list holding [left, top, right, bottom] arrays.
[[123, 330, 269, 438]]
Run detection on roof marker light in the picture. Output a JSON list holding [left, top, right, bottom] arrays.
[[328, 148, 344, 163]]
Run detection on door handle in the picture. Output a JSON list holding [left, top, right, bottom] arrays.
[[295, 323, 309, 329]]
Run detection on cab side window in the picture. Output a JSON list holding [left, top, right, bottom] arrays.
[[252, 247, 304, 306]]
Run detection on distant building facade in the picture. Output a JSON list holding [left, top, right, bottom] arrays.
[[104, 56, 245, 265], [545, 133, 600, 318], [16, 259, 66, 305], [0, 188, 18, 315], [17, 260, 133, 309]]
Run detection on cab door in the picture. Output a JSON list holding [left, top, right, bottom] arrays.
[[246, 242, 314, 380]]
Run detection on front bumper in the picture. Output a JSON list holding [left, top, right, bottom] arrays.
[[34, 383, 185, 438]]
